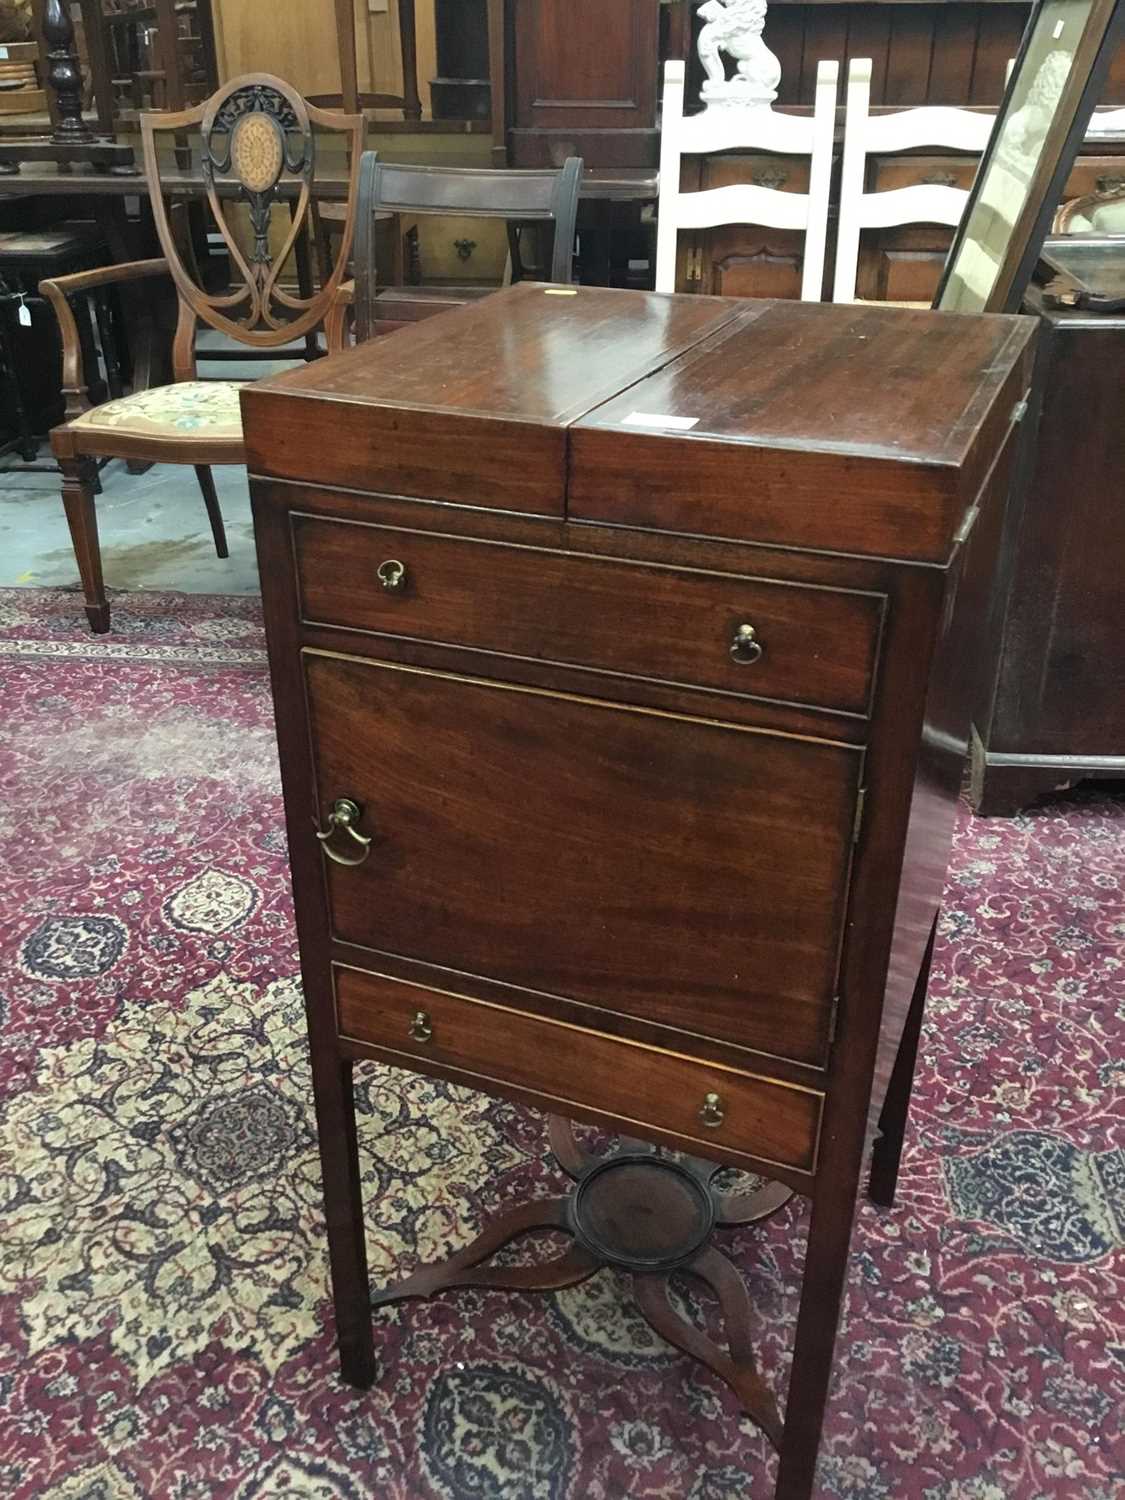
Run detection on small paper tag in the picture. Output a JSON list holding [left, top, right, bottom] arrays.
[[1052, 17, 1065, 36], [17, 302, 31, 327], [0, 47, 9, 60], [622, 411, 699, 431], [544, 288, 577, 296]]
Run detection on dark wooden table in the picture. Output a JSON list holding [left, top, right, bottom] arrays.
[[0, 163, 658, 201], [0, 163, 659, 291]]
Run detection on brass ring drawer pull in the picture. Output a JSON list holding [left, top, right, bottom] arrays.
[[699, 1092, 725, 1128], [316, 797, 373, 866], [377, 559, 407, 591], [730, 623, 763, 665], [409, 1010, 434, 1043]]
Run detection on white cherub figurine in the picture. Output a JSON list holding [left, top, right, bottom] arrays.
[[697, 0, 781, 107]]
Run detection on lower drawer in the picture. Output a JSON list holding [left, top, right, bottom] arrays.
[[334, 966, 824, 1175]]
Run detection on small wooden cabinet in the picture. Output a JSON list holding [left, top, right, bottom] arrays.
[[242, 285, 1034, 1500]]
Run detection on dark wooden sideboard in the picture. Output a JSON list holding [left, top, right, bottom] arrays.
[[241, 285, 1034, 1499], [972, 240, 1125, 814]]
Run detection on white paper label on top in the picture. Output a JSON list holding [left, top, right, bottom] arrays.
[[622, 411, 699, 431]]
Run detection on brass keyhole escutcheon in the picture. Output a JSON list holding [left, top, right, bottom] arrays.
[[699, 1092, 725, 1128], [315, 797, 373, 866], [409, 1010, 433, 1043], [730, 623, 763, 665], [377, 559, 407, 591]]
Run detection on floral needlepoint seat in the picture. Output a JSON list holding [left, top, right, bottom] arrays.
[[40, 73, 363, 634], [69, 382, 246, 446]]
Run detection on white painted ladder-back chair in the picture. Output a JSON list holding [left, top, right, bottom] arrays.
[[655, 58, 839, 301], [833, 57, 995, 304]]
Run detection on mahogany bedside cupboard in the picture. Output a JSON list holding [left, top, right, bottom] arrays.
[[241, 284, 1035, 1500]]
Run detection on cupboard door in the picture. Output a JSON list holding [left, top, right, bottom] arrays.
[[856, 223, 955, 304], [305, 652, 863, 1069], [512, 0, 659, 131]]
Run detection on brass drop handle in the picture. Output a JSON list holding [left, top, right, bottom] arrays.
[[316, 797, 373, 867], [730, 623, 763, 665], [409, 1010, 433, 1043], [377, 559, 407, 592], [699, 1092, 726, 1129]]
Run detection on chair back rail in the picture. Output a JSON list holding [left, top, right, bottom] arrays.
[[654, 59, 839, 302], [309, 0, 421, 121], [352, 152, 583, 343]]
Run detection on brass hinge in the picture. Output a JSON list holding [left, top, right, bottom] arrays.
[[690, 246, 704, 285], [1011, 396, 1029, 423], [828, 995, 841, 1049], [852, 786, 867, 845]]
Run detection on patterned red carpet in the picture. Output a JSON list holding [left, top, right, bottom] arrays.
[[0, 587, 1122, 1500]]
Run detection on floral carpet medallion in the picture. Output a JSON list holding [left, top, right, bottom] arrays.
[[0, 589, 1122, 1499]]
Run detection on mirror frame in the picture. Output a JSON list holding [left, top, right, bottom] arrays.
[[934, 0, 1125, 313]]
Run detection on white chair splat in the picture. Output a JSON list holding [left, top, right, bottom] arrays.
[[655, 58, 839, 302], [833, 57, 996, 305]]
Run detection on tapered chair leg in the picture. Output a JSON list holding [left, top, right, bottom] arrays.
[[60, 455, 110, 633], [194, 464, 228, 559]]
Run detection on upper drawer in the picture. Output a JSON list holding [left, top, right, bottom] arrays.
[[293, 515, 884, 717]]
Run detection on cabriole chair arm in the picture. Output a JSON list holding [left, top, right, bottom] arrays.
[[39, 258, 172, 420]]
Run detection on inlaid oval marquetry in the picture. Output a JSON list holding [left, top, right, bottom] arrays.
[[230, 111, 285, 194]]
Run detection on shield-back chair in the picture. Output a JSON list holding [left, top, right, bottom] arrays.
[[41, 72, 362, 632]]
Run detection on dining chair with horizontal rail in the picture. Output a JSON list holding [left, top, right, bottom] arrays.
[[654, 58, 839, 301], [833, 57, 996, 305], [41, 73, 362, 632], [340, 150, 583, 344]]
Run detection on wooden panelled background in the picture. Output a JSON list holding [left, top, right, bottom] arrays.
[[208, 2, 1125, 119], [767, 2, 1029, 105], [210, 0, 439, 111], [686, 2, 1125, 108]]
